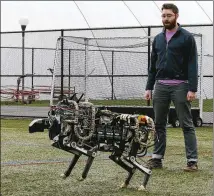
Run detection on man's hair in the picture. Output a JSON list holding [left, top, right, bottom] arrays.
[[161, 3, 179, 14]]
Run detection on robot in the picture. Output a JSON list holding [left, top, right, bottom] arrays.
[[29, 95, 155, 190]]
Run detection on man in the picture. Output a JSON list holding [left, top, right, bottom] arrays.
[[144, 3, 198, 171]]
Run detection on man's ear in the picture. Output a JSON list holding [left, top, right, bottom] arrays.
[[175, 13, 179, 20]]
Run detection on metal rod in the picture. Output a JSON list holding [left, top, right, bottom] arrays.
[[84, 38, 89, 101], [199, 34, 203, 119], [147, 26, 151, 106], [32, 48, 34, 90], [60, 30, 64, 101], [0, 46, 149, 54], [111, 51, 114, 100], [69, 49, 71, 98], [0, 74, 150, 77], [21, 32, 25, 103]]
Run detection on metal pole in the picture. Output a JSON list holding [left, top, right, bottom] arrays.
[[60, 30, 64, 100], [111, 51, 114, 100], [84, 38, 89, 101], [147, 26, 151, 106], [16, 76, 21, 102], [21, 30, 25, 103], [69, 49, 71, 98], [199, 34, 203, 119], [32, 48, 34, 90]]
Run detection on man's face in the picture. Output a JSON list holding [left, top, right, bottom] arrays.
[[161, 9, 178, 30]]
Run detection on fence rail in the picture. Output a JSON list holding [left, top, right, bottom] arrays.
[[1, 24, 213, 124]]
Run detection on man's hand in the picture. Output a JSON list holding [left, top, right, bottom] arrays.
[[187, 91, 196, 102], [144, 90, 152, 100]]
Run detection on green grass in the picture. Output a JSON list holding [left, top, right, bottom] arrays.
[[1, 119, 213, 196], [1, 98, 213, 112]]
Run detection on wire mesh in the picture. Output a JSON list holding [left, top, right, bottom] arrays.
[[52, 36, 151, 101], [0, 25, 213, 123]]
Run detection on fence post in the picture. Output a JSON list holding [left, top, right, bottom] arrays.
[[60, 30, 64, 100], [147, 26, 151, 106], [84, 38, 89, 101], [69, 49, 71, 98], [199, 34, 203, 119], [21, 31, 25, 103], [111, 51, 114, 100], [31, 48, 34, 90]]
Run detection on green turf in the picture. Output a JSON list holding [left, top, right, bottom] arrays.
[[1, 119, 213, 196]]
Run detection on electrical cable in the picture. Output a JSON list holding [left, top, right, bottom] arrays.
[[152, 1, 161, 13], [195, 1, 213, 23], [122, 1, 148, 36], [73, 1, 116, 99]]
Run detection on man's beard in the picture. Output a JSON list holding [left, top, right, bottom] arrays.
[[163, 19, 176, 30]]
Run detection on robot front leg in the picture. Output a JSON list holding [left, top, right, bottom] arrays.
[[79, 156, 95, 181], [60, 154, 81, 179], [120, 169, 136, 188]]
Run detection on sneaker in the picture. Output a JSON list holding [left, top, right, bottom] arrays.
[[146, 158, 163, 169], [183, 161, 198, 172]]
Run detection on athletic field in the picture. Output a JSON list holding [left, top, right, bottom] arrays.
[[1, 119, 213, 196]]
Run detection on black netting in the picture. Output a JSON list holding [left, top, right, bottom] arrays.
[[53, 36, 151, 100]]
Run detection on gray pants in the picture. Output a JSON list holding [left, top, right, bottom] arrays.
[[152, 82, 198, 163]]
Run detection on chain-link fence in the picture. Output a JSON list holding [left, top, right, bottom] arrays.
[[1, 24, 213, 124]]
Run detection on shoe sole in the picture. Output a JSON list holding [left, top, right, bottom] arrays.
[[183, 169, 198, 172]]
